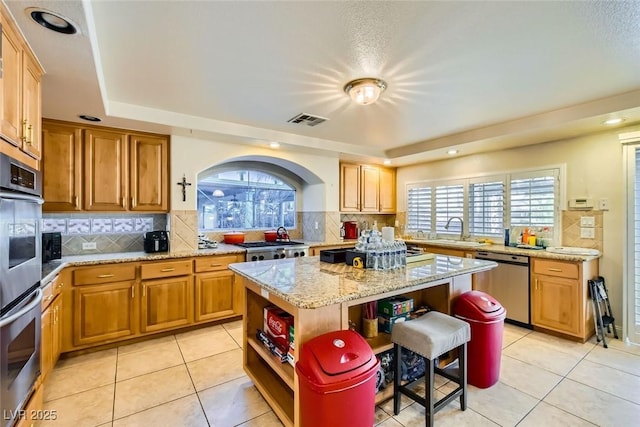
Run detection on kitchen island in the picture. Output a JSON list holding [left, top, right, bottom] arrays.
[[229, 255, 496, 427]]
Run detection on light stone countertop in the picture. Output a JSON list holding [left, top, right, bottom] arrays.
[[229, 255, 497, 309]]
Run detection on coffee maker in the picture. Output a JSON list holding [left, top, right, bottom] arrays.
[[343, 221, 359, 240]]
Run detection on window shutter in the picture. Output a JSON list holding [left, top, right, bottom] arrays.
[[510, 172, 557, 227], [435, 184, 464, 233], [407, 186, 431, 231], [469, 180, 504, 236], [633, 148, 640, 332]]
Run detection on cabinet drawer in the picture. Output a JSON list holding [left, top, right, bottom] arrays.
[[194, 255, 242, 272], [41, 280, 54, 310], [74, 264, 137, 285], [533, 259, 579, 279], [141, 259, 192, 279]]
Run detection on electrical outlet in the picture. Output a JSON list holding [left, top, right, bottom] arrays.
[[580, 227, 595, 239], [82, 242, 97, 250], [314, 221, 318, 230], [580, 216, 595, 227], [599, 198, 610, 211]]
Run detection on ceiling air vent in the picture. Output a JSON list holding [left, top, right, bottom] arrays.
[[287, 113, 328, 127]]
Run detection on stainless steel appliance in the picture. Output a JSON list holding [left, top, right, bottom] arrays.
[[143, 230, 169, 253], [42, 232, 62, 262], [234, 241, 309, 262], [0, 153, 43, 427], [475, 251, 531, 327]]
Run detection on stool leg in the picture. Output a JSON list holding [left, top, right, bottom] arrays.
[[425, 356, 434, 427], [459, 343, 467, 410], [393, 343, 402, 415]]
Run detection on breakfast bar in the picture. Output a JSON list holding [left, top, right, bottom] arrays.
[[229, 255, 497, 427]]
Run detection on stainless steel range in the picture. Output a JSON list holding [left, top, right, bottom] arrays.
[[235, 241, 309, 262]]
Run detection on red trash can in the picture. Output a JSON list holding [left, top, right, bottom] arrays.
[[453, 290, 506, 388], [295, 330, 380, 427]]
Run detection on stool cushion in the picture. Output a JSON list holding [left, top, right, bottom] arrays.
[[391, 311, 470, 359]]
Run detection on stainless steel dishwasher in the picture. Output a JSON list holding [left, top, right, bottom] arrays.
[[475, 251, 531, 327]]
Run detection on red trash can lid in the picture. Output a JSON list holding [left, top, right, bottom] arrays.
[[298, 330, 375, 380], [454, 290, 506, 320]]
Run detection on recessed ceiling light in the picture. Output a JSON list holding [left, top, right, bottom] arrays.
[[383, 159, 391, 165], [269, 142, 280, 149], [603, 118, 624, 126], [447, 149, 458, 155], [78, 114, 102, 122], [28, 8, 78, 34]]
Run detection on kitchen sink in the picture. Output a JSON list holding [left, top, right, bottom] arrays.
[[418, 239, 488, 247], [545, 246, 600, 256]]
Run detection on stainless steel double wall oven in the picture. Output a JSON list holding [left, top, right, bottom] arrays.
[[0, 153, 43, 426]]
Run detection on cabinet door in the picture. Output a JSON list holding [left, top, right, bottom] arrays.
[[21, 53, 42, 159], [140, 276, 193, 333], [195, 271, 236, 322], [84, 129, 128, 211], [532, 274, 580, 336], [40, 305, 53, 380], [129, 134, 168, 211], [340, 163, 360, 212], [51, 296, 62, 368], [360, 165, 380, 212], [73, 281, 137, 346], [0, 20, 21, 145], [42, 122, 82, 211], [379, 167, 396, 213]]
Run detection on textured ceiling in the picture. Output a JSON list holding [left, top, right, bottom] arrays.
[[6, 0, 640, 165]]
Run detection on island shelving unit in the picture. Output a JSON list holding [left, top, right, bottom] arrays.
[[230, 256, 496, 427]]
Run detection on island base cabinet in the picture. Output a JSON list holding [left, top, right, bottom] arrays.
[[140, 276, 193, 333], [73, 282, 138, 346], [195, 271, 236, 322]]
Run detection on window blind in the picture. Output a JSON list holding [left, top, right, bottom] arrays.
[[510, 174, 556, 227], [469, 180, 504, 236], [406, 186, 431, 231], [435, 184, 464, 233]]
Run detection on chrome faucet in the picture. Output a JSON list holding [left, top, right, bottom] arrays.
[[444, 216, 464, 240]]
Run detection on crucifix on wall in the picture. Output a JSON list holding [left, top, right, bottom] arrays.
[[176, 174, 192, 202]]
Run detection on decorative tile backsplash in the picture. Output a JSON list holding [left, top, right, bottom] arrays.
[[43, 213, 167, 256]]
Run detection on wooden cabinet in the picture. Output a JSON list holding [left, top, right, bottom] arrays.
[[339, 163, 396, 213], [194, 254, 244, 322], [531, 258, 598, 341], [309, 243, 355, 256], [140, 260, 193, 333], [14, 383, 44, 427], [42, 122, 82, 211], [72, 264, 138, 346], [41, 275, 63, 380], [0, 3, 44, 169], [129, 134, 169, 211], [42, 119, 169, 212]]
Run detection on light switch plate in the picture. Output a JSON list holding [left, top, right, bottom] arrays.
[[580, 227, 595, 239], [580, 216, 595, 227]]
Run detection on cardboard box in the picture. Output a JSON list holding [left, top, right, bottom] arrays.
[[264, 306, 294, 352], [378, 313, 410, 333], [378, 296, 414, 317]]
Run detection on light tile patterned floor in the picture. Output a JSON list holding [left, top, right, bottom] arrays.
[[38, 322, 640, 426]]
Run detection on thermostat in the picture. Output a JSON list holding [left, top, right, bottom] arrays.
[[568, 198, 593, 209]]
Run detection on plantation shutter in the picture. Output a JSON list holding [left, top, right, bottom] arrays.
[[469, 179, 505, 236], [435, 184, 464, 233], [510, 171, 558, 227]]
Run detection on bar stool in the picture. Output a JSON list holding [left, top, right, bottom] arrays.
[[391, 311, 471, 426]]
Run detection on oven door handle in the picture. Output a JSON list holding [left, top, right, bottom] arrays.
[[0, 289, 43, 327], [0, 191, 44, 204]]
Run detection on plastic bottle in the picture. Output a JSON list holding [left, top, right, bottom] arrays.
[[522, 228, 530, 245], [528, 230, 536, 246]]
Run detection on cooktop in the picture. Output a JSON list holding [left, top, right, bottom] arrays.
[[234, 241, 305, 248]]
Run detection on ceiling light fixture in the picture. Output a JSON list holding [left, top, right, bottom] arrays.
[[28, 8, 78, 34], [78, 114, 102, 122], [603, 118, 624, 126], [269, 142, 280, 149], [344, 78, 387, 105], [447, 149, 458, 155], [212, 189, 225, 197], [383, 159, 391, 165]]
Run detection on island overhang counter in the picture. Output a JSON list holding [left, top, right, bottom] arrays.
[[229, 255, 497, 427]]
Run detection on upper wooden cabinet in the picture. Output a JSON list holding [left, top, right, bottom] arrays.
[[42, 119, 170, 212], [339, 162, 396, 213], [0, 3, 44, 168]]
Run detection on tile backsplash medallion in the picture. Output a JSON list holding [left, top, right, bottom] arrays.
[[42, 213, 167, 255]]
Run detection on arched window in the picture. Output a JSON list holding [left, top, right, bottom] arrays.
[[197, 168, 296, 231]]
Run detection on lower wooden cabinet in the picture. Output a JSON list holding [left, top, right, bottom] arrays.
[[195, 271, 235, 322], [40, 296, 62, 380], [73, 281, 138, 346], [141, 276, 193, 333], [14, 383, 44, 427]]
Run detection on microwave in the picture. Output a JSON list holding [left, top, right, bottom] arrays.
[[42, 232, 62, 262]]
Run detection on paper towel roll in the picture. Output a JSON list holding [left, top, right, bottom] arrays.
[[382, 227, 395, 241]]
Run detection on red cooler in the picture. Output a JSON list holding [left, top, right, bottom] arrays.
[[295, 330, 379, 427], [453, 290, 506, 388]]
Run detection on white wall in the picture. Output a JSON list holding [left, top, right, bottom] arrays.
[[397, 129, 625, 326], [169, 135, 340, 212]]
